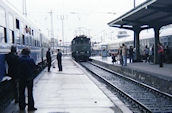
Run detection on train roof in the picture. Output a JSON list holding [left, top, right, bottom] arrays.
[[72, 35, 90, 41]]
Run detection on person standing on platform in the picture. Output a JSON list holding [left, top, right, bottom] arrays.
[[5, 46, 19, 103], [129, 46, 133, 63], [57, 49, 62, 71], [144, 45, 149, 63], [158, 43, 164, 67], [46, 48, 52, 72], [118, 46, 123, 65], [122, 43, 127, 66], [111, 53, 116, 64], [18, 48, 37, 111]]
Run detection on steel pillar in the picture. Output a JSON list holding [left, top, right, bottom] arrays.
[[153, 26, 161, 64], [133, 26, 141, 62]]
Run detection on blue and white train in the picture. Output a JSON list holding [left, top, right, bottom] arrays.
[[0, 0, 50, 81]]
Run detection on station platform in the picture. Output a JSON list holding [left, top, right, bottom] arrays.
[[91, 56, 172, 95], [2, 57, 131, 113]]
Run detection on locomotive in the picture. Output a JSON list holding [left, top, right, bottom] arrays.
[[0, 0, 50, 81], [71, 35, 91, 61]]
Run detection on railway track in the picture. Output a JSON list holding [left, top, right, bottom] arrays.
[[80, 62, 172, 113]]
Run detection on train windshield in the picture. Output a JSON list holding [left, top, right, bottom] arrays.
[[78, 39, 89, 44]]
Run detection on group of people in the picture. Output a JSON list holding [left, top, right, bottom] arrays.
[[111, 42, 168, 68], [112, 43, 129, 66], [6, 46, 37, 111], [46, 48, 62, 72], [5, 46, 63, 111], [143, 42, 169, 67]]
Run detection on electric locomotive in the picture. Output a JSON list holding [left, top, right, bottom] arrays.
[[71, 35, 91, 61]]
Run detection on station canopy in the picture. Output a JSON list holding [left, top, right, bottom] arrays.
[[108, 0, 172, 30]]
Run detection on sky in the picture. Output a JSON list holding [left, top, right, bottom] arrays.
[[7, 0, 146, 43]]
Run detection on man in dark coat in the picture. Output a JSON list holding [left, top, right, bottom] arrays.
[[158, 43, 164, 67], [46, 48, 51, 72], [129, 46, 133, 63], [5, 46, 19, 103], [57, 49, 62, 71], [18, 48, 37, 111]]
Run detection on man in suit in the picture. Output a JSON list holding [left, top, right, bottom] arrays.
[[46, 48, 52, 72], [57, 49, 62, 71]]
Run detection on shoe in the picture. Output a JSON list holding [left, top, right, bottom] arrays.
[[28, 107, 37, 111]]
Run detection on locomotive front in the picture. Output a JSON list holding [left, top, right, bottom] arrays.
[[71, 35, 91, 61]]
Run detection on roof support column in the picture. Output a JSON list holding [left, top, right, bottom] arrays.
[[153, 26, 161, 64], [133, 26, 141, 62]]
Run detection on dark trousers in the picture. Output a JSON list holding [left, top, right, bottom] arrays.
[[58, 60, 62, 71], [159, 53, 163, 67], [47, 62, 51, 72], [129, 55, 133, 63], [19, 80, 34, 109], [11, 79, 19, 103], [14, 80, 19, 102]]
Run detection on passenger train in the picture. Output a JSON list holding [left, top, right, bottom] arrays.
[[92, 26, 172, 60], [71, 35, 91, 61], [0, 0, 50, 81]]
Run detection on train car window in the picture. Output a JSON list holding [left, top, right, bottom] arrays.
[[4, 28, 7, 43], [22, 35, 25, 45], [12, 31, 14, 43], [16, 19, 20, 29], [0, 27, 5, 43], [0, 7, 6, 27]]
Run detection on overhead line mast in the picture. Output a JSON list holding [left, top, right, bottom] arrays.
[[49, 10, 55, 48]]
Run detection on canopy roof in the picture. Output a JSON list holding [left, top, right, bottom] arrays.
[[108, 0, 172, 30]]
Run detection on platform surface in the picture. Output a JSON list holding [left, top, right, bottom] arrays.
[[2, 57, 132, 113], [34, 57, 114, 113], [91, 56, 172, 79]]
